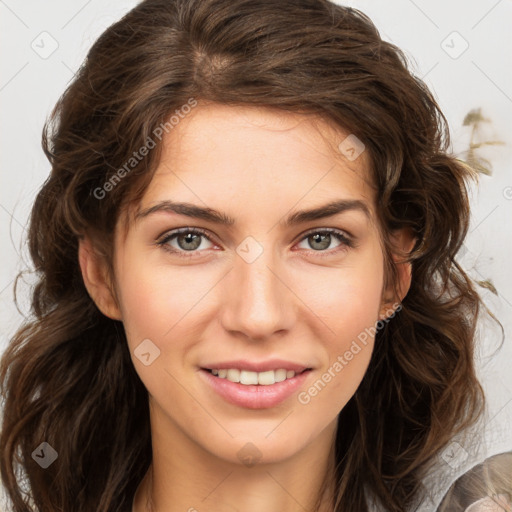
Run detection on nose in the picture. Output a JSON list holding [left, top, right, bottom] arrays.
[[219, 247, 296, 341]]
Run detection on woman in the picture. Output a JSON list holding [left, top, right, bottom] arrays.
[[1, 0, 508, 510]]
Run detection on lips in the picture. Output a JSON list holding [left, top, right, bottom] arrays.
[[199, 359, 313, 409], [201, 359, 310, 373]]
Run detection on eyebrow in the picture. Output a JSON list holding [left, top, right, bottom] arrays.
[[135, 199, 371, 227]]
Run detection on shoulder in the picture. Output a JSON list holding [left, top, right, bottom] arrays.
[[436, 451, 512, 512]]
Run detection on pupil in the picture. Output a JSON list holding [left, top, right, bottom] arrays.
[[179, 233, 201, 250], [311, 233, 330, 250]]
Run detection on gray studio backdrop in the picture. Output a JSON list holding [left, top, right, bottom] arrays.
[[1, 0, 511, 509]]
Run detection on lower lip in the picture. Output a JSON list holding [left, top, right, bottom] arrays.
[[199, 369, 312, 409]]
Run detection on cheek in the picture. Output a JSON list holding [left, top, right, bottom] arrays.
[[299, 251, 383, 407], [114, 250, 214, 346], [299, 250, 384, 339], [114, 259, 213, 400], [300, 280, 379, 416]]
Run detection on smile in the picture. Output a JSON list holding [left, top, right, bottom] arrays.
[[207, 368, 302, 385], [200, 367, 313, 409]]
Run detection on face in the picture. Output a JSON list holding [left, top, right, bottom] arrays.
[[94, 103, 401, 466]]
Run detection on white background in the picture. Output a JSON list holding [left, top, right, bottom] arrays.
[[1, 0, 511, 508]]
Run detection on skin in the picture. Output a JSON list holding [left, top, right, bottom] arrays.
[[79, 102, 414, 512]]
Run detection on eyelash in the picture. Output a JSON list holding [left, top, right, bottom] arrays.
[[155, 227, 355, 259]]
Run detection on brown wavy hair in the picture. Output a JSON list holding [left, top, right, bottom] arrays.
[[0, 0, 488, 510]]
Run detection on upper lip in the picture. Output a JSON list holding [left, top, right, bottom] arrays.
[[201, 359, 312, 373]]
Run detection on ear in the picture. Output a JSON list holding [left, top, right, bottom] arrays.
[[78, 236, 122, 321], [379, 227, 416, 320]]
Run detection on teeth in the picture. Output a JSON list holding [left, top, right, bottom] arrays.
[[226, 369, 240, 382], [240, 370, 259, 385], [275, 369, 287, 382], [210, 368, 297, 385]]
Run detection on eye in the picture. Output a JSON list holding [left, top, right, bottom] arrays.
[[156, 227, 217, 257], [295, 228, 354, 256], [156, 226, 355, 258]]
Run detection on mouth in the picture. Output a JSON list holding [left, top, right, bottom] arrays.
[[203, 367, 312, 386], [199, 365, 313, 409]]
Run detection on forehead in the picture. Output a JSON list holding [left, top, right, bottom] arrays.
[[128, 102, 377, 228]]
